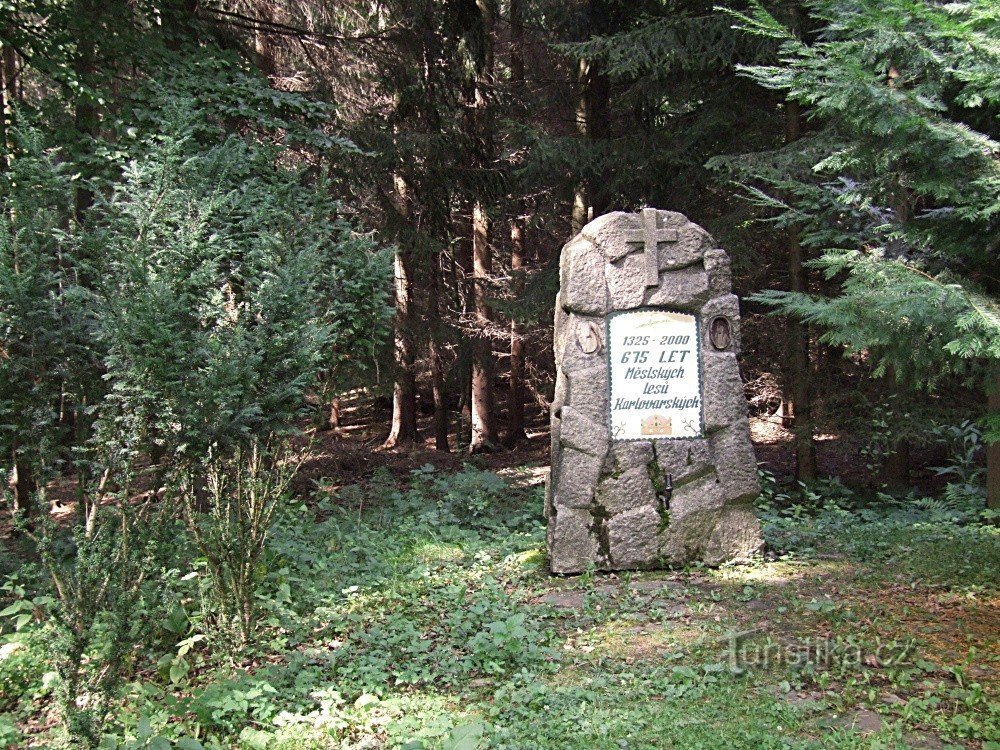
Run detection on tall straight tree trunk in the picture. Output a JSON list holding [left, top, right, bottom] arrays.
[[429, 240, 450, 451], [468, 1, 498, 452], [0, 38, 14, 171], [571, 1, 612, 233], [505, 214, 528, 447], [454, 208, 474, 449], [504, 0, 528, 447], [784, 98, 817, 482], [571, 58, 589, 235], [470, 201, 498, 450], [2, 42, 32, 523], [383, 175, 419, 448], [879, 365, 910, 488], [987, 375, 999, 510]]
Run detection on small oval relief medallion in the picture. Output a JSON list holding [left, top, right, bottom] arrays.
[[709, 316, 733, 351], [576, 321, 603, 354]]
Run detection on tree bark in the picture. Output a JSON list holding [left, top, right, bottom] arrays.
[[383, 175, 419, 449], [9, 450, 35, 522], [988, 375, 999, 510], [73, 1, 98, 224], [571, 2, 612, 233], [468, 2, 498, 452], [504, 0, 528, 448], [429, 248, 450, 452], [0, 38, 14, 172], [879, 368, 911, 488], [784, 98, 817, 482], [505, 212, 528, 447], [452, 210, 472, 448], [571, 58, 589, 235], [470, 201, 498, 451]]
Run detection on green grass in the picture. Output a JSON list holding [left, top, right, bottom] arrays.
[[1, 464, 997, 749]]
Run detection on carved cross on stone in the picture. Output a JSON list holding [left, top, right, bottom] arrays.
[[617, 208, 680, 288]]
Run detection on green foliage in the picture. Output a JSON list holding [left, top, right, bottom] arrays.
[[0, 128, 97, 499], [95, 111, 348, 465], [0, 627, 53, 712], [31, 499, 170, 748], [2, 462, 998, 748], [718, 0, 1000, 421], [176, 440, 301, 655], [1, 90, 389, 750], [759, 474, 1000, 589], [750, 252, 1000, 391]]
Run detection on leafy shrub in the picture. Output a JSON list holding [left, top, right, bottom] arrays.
[[177, 440, 302, 654], [0, 630, 51, 712]]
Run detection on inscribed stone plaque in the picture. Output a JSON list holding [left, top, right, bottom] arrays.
[[546, 208, 763, 574], [607, 310, 703, 441]]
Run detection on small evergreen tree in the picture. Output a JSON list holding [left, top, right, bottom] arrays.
[[717, 0, 1000, 493]]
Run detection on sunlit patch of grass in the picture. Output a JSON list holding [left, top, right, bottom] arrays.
[[713, 558, 848, 585], [408, 541, 467, 565]]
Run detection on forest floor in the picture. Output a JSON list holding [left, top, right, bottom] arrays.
[[1, 393, 997, 749], [295, 387, 936, 489]]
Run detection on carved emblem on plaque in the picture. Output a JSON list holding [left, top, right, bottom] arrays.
[[709, 316, 733, 351], [576, 320, 603, 354], [640, 414, 673, 436]]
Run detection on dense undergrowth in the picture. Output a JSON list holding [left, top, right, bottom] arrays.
[[1, 464, 998, 749]]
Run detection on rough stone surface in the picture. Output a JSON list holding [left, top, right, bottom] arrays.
[[560, 405, 609, 457], [548, 209, 763, 573], [607, 440, 654, 469], [553, 448, 604, 508], [701, 351, 749, 432], [550, 507, 599, 574], [556, 312, 605, 374], [562, 236, 608, 315], [704, 504, 764, 565], [607, 506, 662, 568], [565, 365, 608, 423], [667, 470, 725, 518], [652, 439, 713, 485], [703, 248, 732, 296], [642, 266, 712, 310], [710, 423, 760, 501], [597, 466, 657, 516]]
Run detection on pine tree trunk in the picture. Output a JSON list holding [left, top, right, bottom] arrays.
[[383, 175, 419, 449], [0, 38, 14, 172], [10, 448, 35, 522], [879, 367, 911, 488], [784, 97, 817, 482], [987, 375, 999, 510], [429, 248, 450, 452], [253, 5, 277, 78], [454, 205, 475, 450], [470, 201, 498, 451], [3, 44, 31, 524], [73, 2, 98, 224], [571, 2, 612, 233], [430, 337, 449, 451], [468, 3, 498, 452], [571, 57, 589, 235], [327, 398, 341, 433], [504, 0, 528, 448], [505, 214, 528, 447]]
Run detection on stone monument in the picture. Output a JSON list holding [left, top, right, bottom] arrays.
[[547, 208, 763, 574]]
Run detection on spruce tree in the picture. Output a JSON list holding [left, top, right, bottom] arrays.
[[719, 0, 1000, 498]]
